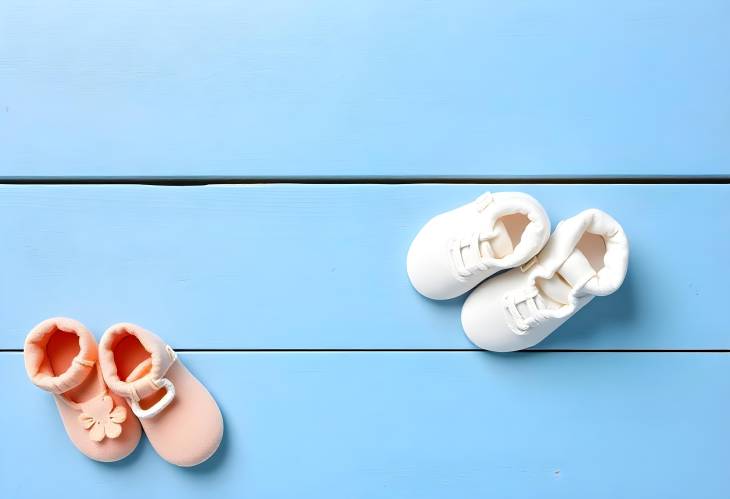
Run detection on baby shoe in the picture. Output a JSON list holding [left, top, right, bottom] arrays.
[[461, 209, 629, 351], [99, 323, 223, 467], [24, 317, 142, 462], [407, 192, 551, 300]]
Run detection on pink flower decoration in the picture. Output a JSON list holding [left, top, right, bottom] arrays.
[[78, 395, 127, 442]]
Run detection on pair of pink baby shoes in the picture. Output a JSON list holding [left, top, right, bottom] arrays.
[[24, 317, 223, 466]]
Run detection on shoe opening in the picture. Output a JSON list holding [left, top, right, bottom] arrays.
[[111, 332, 167, 410]]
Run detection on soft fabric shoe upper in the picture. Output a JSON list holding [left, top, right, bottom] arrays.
[[24, 317, 142, 462], [98, 323, 224, 467], [461, 209, 629, 351], [407, 192, 551, 300]]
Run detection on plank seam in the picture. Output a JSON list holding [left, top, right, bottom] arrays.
[[0, 176, 728, 186]]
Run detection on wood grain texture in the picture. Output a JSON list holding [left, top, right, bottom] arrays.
[[2, 352, 728, 499], [1, 0, 728, 178], [0, 184, 727, 350]]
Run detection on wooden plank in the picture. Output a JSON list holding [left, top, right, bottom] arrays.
[[0, 184, 727, 350], [1, 0, 728, 178], [2, 352, 728, 498]]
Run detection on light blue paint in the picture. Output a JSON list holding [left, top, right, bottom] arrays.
[[1, 2, 726, 493], [2, 352, 728, 498], [0, 184, 727, 349], [1, 0, 728, 177]]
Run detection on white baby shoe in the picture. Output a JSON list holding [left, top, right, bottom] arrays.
[[461, 208, 629, 351], [407, 192, 551, 300]]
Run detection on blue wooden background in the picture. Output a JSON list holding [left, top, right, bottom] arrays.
[[1, 1, 729, 498], [1, 0, 728, 178]]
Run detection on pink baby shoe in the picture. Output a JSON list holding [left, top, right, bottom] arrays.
[[24, 317, 142, 462], [99, 323, 223, 467]]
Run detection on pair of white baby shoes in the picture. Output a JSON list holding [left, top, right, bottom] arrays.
[[407, 192, 629, 351]]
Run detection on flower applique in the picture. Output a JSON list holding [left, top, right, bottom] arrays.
[[78, 395, 127, 442]]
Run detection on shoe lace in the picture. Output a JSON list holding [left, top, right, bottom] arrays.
[[448, 193, 501, 278], [449, 231, 499, 278], [504, 288, 547, 335]]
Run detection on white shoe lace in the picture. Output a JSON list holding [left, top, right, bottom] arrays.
[[448, 193, 499, 279], [504, 288, 547, 335], [449, 230, 500, 278]]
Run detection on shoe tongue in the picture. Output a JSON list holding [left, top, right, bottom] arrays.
[[470, 218, 514, 267], [537, 248, 596, 306], [488, 219, 514, 259], [559, 248, 596, 288], [125, 358, 154, 383]]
